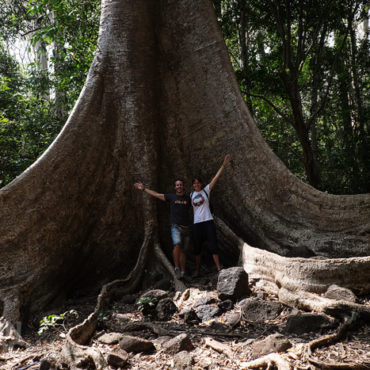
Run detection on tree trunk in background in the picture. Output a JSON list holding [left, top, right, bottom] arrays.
[[237, 0, 253, 111], [0, 0, 369, 326], [34, 38, 49, 101], [52, 11, 67, 121]]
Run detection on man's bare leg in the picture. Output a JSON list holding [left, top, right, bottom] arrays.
[[180, 251, 186, 275], [173, 244, 181, 270], [213, 254, 221, 272]]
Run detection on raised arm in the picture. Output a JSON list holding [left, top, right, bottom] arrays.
[[209, 154, 231, 190], [134, 182, 166, 201]]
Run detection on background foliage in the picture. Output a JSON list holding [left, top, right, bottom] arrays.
[[0, 0, 369, 194], [0, 0, 100, 186], [213, 0, 369, 194]]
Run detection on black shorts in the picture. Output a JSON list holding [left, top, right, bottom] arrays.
[[193, 220, 218, 255]]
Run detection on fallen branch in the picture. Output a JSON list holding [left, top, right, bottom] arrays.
[[204, 337, 233, 358], [110, 321, 170, 336]]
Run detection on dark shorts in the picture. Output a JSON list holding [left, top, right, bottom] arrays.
[[193, 220, 218, 255], [171, 224, 191, 251]]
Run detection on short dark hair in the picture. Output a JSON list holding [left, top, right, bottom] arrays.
[[174, 179, 184, 185], [192, 177, 203, 184]]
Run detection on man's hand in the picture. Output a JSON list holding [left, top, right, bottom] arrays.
[[134, 182, 165, 201], [134, 182, 145, 191]]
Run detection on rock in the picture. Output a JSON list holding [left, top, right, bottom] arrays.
[[163, 334, 194, 354], [218, 299, 234, 312], [119, 335, 155, 353], [153, 336, 173, 348], [139, 289, 168, 301], [153, 278, 172, 291], [40, 357, 58, 370], [324, 285, 357, 303], [97, 332, 123, 344], [284, 313, 336, 334], [183, 308, 200, 325], [251, 333, 292, 359], [217, 267, 249, 301], [137, 290, 167, 317], [223, 310, 241, 327], [106, 349, 129, 368], [256, 290, 267, 300], [196, 304, 221, 322], [156, 298, 177, 321], [208, 321, 229, 330], [111, 312, 130, 322], [238, 298, 283, 322], [173, 350, 194, 369], [197, 356, 213, 368], [194, 295, 218, 307], [179, 307, 189, 317]]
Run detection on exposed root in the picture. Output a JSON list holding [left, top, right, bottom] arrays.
[[62, 226, 155, 368], [243, 244, 370, 296], [214, 216, 244, 263], [240, 314, 369, 370], [62, 335, 107, 369], [61, 226, 186, 368], [0, 293, 27, 353], [307, 358, 370, 369], [305, 313, 370, 370], [279, 287, 370, 322], [243, 244, 370, 321], [0, 317, 28, 353], [240, 352, 293, 369], [241, 244, 370, 369], [154, 243, 186, 292]]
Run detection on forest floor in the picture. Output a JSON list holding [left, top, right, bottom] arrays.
[[1, 269, 370, 369]]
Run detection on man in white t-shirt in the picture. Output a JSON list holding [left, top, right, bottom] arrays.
[[191, 154, 231, 277]]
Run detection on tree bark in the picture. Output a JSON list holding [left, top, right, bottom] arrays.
[[0, 0, 369, 326]]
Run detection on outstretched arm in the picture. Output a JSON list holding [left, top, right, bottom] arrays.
[[209, 154, 231, 190], [134, 182, 166, 201]]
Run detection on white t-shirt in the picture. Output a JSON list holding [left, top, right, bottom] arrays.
[[191, 184, 213, 224]]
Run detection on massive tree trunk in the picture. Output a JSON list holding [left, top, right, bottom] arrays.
[[0, 0, 369, 329]]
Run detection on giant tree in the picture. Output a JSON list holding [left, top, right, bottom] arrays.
[[1, 0, 369, 357]]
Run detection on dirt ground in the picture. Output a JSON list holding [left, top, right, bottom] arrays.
[[1, 271, 369, 369]]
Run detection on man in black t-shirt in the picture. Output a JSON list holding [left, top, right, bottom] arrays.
[[134, 180, 191, 279]]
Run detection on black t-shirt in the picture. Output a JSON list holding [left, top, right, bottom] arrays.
[[164, 193, 191, 226]]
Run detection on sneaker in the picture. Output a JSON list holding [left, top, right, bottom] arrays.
[[174, 267, 181, 279]]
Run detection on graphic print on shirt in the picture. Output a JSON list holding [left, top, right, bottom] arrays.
[[175, 200, 188, 205], [192, 192, 205, 207]]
